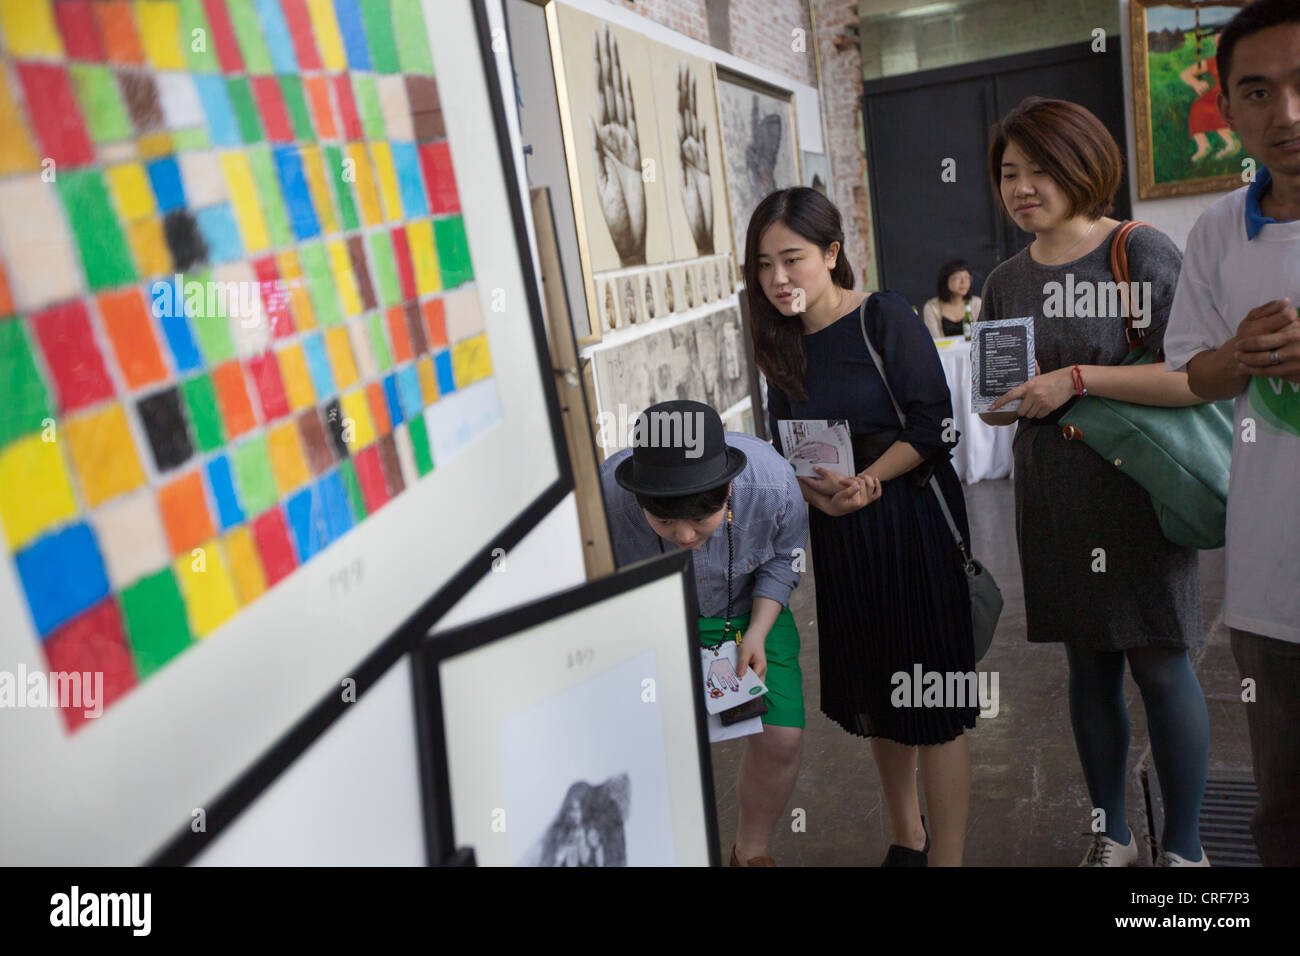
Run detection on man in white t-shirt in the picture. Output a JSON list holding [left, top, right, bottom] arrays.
[[1163, 0, 1300, 866]]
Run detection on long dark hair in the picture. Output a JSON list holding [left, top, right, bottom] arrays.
[[936, 259, 973, 304], [743, 188, 854, 402]]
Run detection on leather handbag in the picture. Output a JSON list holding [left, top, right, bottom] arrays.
[[858, 301, 1002, 662], [1057, 222, 1233, 550]]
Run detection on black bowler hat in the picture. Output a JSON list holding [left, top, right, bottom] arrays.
[[614, 400, 747, 496]]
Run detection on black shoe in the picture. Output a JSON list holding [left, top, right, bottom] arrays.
[[881, 816, 930, 867], [881, 844, 928, 866]]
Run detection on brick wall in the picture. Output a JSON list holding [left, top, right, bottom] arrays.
[[605, 0, 874, 288], [812, 0, 874, 290]]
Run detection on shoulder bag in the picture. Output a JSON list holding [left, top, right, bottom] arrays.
[[1057, 222, 1233, 550]]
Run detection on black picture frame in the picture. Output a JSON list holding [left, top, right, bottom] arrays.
[[412, 551, 720, 867], [147, 0, 572, 866]]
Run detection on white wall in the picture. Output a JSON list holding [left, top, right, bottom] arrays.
[[1118, 0, 1223, 249], [193, 0, 588, 866]]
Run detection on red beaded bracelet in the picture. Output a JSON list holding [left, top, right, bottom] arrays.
[[1071, 364, 1088, 397]]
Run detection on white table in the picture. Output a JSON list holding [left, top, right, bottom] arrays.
[[934, 337, 1015, 483]]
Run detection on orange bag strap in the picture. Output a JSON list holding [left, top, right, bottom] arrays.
[[1110, 220, 1154, 352]]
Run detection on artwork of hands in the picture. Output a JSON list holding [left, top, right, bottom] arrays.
[[675, 62, 713, 255], [706, 656, 740, 695], [588, 24, 647, 266]]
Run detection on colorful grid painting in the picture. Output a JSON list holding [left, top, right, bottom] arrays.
[[0, 0, 499, 731]]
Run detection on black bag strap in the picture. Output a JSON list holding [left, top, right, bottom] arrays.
[[856, 298, 973, 567]]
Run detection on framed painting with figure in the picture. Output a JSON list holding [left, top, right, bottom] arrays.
[[1130, 1, 1254, 199], [0, 0, 567, 864], [716, 69, 801, 264], [412, 550, 717, 866]]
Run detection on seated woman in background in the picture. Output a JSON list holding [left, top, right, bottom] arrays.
[[922, 260, 982, 338]]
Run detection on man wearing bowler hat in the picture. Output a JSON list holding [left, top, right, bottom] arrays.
[[600, 400, 809, 866]]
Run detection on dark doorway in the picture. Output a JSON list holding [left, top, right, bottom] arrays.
[[863, 40, 1131, 309]]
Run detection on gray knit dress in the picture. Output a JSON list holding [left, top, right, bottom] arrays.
[[978, 223, 1203, 650]]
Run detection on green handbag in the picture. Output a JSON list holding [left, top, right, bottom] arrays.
[[1057, 222, 1233, 550]]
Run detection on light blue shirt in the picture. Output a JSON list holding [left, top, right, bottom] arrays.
[[599, 433, 808, 618]]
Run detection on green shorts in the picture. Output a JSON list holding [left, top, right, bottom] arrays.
[[697, 607, 804, 728]]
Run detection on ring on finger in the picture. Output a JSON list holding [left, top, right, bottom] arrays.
[[1271, 350, 1281, 366]]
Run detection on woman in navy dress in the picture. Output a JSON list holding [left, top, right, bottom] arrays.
[[745, 188, 978, 866]]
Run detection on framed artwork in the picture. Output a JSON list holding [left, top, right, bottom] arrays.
[[549, 4, 672, 274], [618, 273, 640, 328], [541, 1, 732, 346], [658, 268, 676, 316], [641, 271, 660, 323], [590, 301, 751, 452], [697, 261, 713, 304], [0, 0, 568, 864], [677, 264, 696, 311], [1130, 1, 1253, 199], [597, 276, 620, 333], [647, 43, 731, 262], [716, 69, 801, 264], [802, 150, 830, 196], [412, 550, 718, 866]]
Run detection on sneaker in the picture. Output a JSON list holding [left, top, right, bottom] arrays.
[[1079, 831, 1139, 867], [1156, 847, 1209, 867]]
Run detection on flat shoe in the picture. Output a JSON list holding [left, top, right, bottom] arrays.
[[881, 843, 927, 867], [730, 845, 776, 867]]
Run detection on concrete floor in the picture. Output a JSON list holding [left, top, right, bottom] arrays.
[[710, 478, 1251, 866]]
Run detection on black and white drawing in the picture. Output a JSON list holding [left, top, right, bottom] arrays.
[[588, 24, 647, 267], [675, 62, 714, 255], [519, 775, 631, 867], [718, 75, 799, 263], [500, 650, 676, 866], [600, 278, 620, 331], [802, 150, 830, 196], [695, 304, 749, 414], [681, 266, 695, 310], [593, 304, 750, 442], [620, 275, 640, 327]]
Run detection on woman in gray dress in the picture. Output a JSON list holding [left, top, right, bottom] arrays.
[[977, 98, 1212, 867]]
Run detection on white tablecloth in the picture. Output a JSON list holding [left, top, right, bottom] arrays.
[[935, 337, 1015, 483]]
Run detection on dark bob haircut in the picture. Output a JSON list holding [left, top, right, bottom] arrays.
[[936, 260, 974, 304], [987, 97, 1123, 221], [1217, 0, 1300, 92]]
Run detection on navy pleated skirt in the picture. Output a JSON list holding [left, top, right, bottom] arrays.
[[810, 458, 978, 745]]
